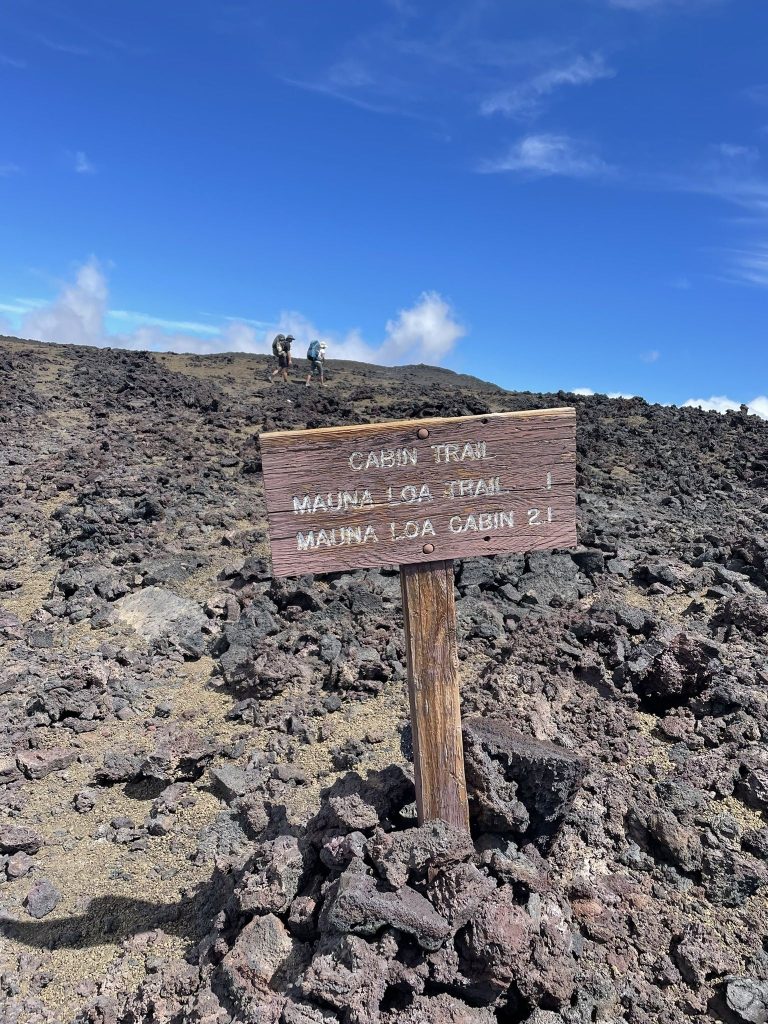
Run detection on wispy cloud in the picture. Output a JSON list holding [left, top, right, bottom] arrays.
[[282, 49, 434, 120], [34, 35, 91, 57], [722, 245, 768, 287], [107, 310, 220, 335], [0, 54, 26, 69], [640, 350, 660, 363], [663, 144, 768, 287], [276, 9, 570, 122], [384, 0, 417, 14], [667, 142, 768, 214], [744, 84, 768, 106], [19, 260, 467, 365], [683, 395, 768, 418], [481, 53, 615, 119], [72, 150, 96, 174], [29, 12, 146, 61], [0, 299, 45, 315], [715, 143, 758, 161], [282, 75, 407, 117], [222, 315, 276, 328], [479, 134, 613, 179], [0, 162, 21, 177], [326, 58, 377, 91], [605, 0, 721, 10]]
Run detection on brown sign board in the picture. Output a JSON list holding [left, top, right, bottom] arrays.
[[260, 407, 576, 577]]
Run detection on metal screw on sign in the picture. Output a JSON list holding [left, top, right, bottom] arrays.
[[260, 408, 577, 832]]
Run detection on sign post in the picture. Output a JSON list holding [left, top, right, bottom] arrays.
[[400, 558, 468, 830], [260, 408, 576, 831]]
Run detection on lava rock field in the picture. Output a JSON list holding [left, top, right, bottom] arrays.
[[1, 335, 767, 1024]]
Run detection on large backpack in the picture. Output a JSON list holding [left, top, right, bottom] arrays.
[[272, 334, 285, 357], [307, 339, 321, 360]]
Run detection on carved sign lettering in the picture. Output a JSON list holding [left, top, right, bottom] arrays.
[[260, 408, 576, 577]]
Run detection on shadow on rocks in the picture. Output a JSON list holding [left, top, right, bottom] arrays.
[[0, 865, 234, 951]]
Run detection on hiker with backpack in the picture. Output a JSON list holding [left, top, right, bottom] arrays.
[[270, 333, 295, 383], [270, 334, 285, 378], [305, 339, 327, 386]]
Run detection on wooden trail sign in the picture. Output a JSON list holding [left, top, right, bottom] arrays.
[[260, 408, 576, 576], [260, 407, 577, 831]]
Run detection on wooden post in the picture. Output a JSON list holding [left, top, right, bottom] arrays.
[[400, 559, 470, 832]]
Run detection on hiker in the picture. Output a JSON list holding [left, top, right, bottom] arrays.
[[305, 339, 327, 386], [270, 334, 286, 378], [270, 333, 294, 383]]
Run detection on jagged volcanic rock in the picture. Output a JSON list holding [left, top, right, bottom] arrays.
[[0, 335, 767, 1024]]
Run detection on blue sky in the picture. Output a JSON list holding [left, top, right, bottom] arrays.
[[1, 0, 767, 413]]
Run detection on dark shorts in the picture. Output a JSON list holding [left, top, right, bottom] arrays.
[[309, 358, 323, 376], [278, 353, 289, 368]]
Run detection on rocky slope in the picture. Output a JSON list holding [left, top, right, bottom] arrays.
[[1, 335, 767, 1024]]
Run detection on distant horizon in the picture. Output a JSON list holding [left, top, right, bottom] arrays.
[[4, 328, 766, 420]]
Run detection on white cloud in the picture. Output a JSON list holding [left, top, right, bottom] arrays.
[[23, 259, 108, 347], [480, 134, 613, 179], [575, 389, 766, 414], [73, 150, 96, 174], [112, 321, 266, 356], [18, 260, 466, 365], [0, 162, 21, 177], [268, 291, 466, 364], [682, 395, 768, 419], [382, 291, 465, 361], [482, 54, 614, 119], [640, 350, 660, 363], [571, 387, 636, 398], [0, 54, 26, 69], [269, 310, 374, 362]]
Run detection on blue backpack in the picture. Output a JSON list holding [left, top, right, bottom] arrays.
[[307, 339, 321, 360]]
